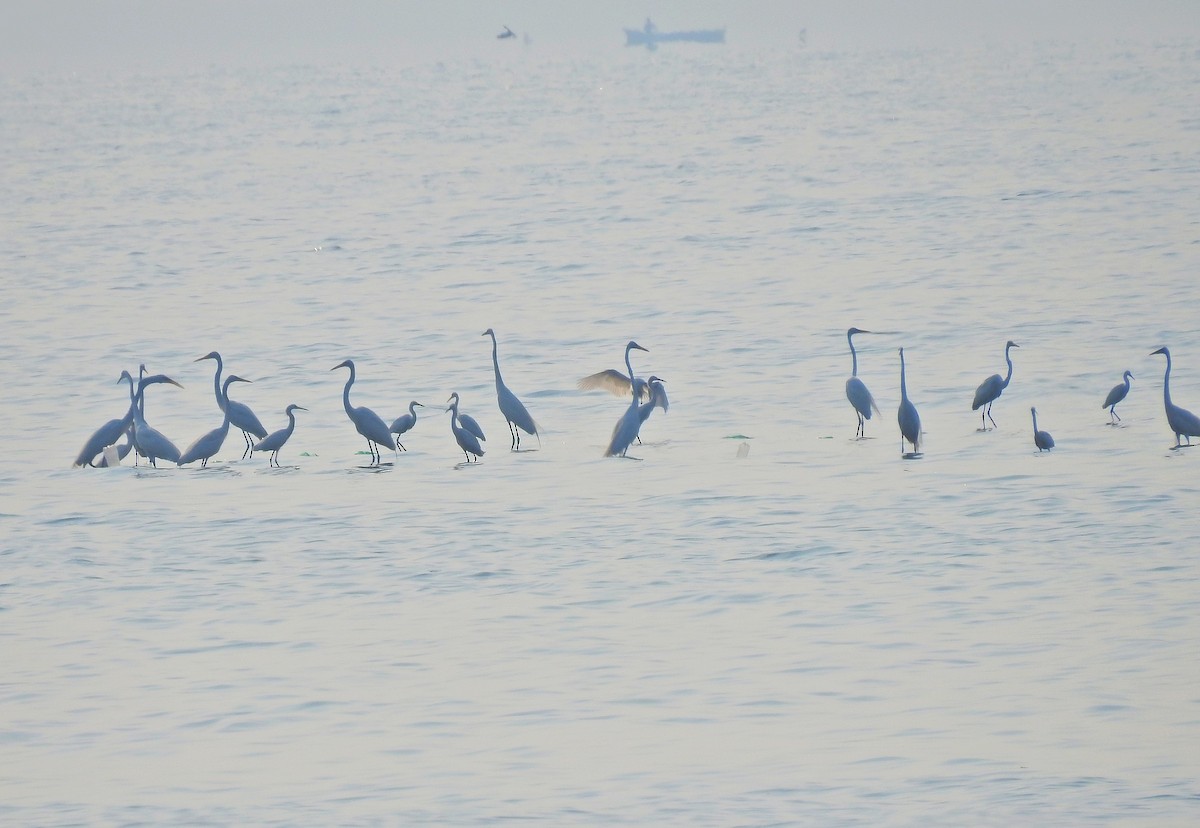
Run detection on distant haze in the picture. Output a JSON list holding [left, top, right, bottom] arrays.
[[4, 0, 1198, 74]]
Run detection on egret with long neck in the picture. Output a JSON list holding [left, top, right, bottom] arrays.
[[845, 327, 880, 438], [972, 340, 1018, 430], [1151, 347, 1200, 447], [483, 328, 539, 450], [331, 359, 396, 465]]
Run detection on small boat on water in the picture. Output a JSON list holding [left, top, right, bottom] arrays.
[[624, 19, 725, 49]]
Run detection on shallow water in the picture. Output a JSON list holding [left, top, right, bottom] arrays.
[[3, 40, 1200, 823]]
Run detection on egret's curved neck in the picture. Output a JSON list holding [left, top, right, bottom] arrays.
[[488, 332, 502, 381], [1162, 352, 1173, 406], [285, 410, 298, 435], [848, 332, 859, 377], [211, 355, 225, 410], [1001, 345, 1014, 389], [342, 365, 356, 415], [899, 352, 907, 398], [1031, 410, 1038, 432], [410, 402, 420, 417], [220, 380, 235, 427]]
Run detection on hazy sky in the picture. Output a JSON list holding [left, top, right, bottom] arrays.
[[3, 1, 1198, 74]]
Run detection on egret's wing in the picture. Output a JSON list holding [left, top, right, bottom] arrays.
[[578, 369, 632, 398]]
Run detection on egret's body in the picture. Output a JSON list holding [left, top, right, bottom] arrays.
[[253, 404, 307, 467], [389, 401, 424, 450], [897, 348, 921, 455], [447, 393, 485, 462], [196, 351, 267, 458], [483, 328, 539, 450], [1031, 407, 1055, 451], [178, 376, 252, 467], [845, 327, 880, 438], [74, 372, 182, 465], [635, 376, 668, 443], [331, 359, 396, 465], [973, 340, 1019, 429], [1103, 370, 1134, 423], [605, 341, 650, 457], [131, 379, 182, 467], [74, 370, 138, 468], [1151, 347, 1200, 447]]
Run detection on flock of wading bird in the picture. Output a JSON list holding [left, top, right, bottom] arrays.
[[72, 329, 667, 469], [72, 328, 1200, 470]]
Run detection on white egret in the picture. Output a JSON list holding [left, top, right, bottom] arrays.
[[331, 359, 396, 465], [972, 340, 1019, 430], [845, 327, 880, 438], [389, 401, 424, 451], [483, 328, 540, 450], [1150, 347, 1200, 447], [1031, 407, 1055, 451], [635, 375, 668, 443], [447, 392, 485, 462], [196, 351, 267, 458], [253, 404, 307, 467], [605, 340, 650, 457], [74, 373, 183, 467], [1103, 370, 1133, 424], [178, 376, 252, 467], [897, 348, 921, 456], [578, 369, 650, 403]]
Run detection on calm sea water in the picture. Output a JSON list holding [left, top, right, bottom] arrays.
[[3, 39, 1200, 824]]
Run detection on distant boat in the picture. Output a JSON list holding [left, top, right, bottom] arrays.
[[624, 19, 725, 49]]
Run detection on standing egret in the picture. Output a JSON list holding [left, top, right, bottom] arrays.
[[897, 348, 921, 456], [1150, 347, 1200, 447], [253, 404, 307, 467], [845, 327, 881, 438], [605, 340, 650, 457], [447, 392, 485, 462], [196, 351, 267, 458], [1031, 407, 1055, 451], [74, 372, 182, 468], [178, 376, 252, 467], [483, 328, 540, 450], [1103, 370, 1134, 424], [331, 359, 397, 465], [131, 377, 183, 467], [636, 375, 668, 442], [389, 401, 424, 450], [972, 340, 1019, 430]]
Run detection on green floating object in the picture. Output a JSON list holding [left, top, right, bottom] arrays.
[[300, 452, 318, 457], [724, 434, 753, 440]]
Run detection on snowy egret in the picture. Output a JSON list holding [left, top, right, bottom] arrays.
[[447, 392, 485, 462], [253, 404, 307, 467], [1031, 407, 1055, 451], [389, 401, 424, 450], [1103, 370, 1133, 424]]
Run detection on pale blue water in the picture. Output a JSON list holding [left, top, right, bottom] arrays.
[[3, 41, 1200, 824]]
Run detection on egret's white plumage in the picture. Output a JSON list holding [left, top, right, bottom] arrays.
[[1151, 347, 1200, 447], [845, 327, 880, 438], [178, 375, 252, 467], [331, 359, 396, 465], [1103, 370, 1134, 423], [197, 351, 267, 458], [1031, 407, 1055, 451], [604, 340, 650, 457], [897, 348, 921, 455], [447, 392, 485, 462], [483, 328, 539, 450], [253, 404, 307, 467], [972, 340, 1018, 429], [389, 401, 424, 450]]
